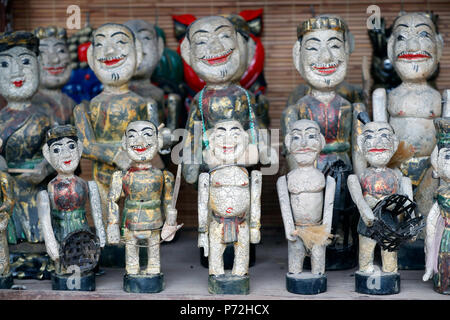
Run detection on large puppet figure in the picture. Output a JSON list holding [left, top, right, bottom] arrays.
[[38, 125, 105, 291], [372, 12, 449, 269], [32, 26, 76, 126], [282, 15, 366, 270], [198, 119, 261, 294], [107, 121, 178, 293], [423, 118, 450, 295], [125, 20, 181, 132], [0, 31, 53, 244], [180, 15, 275, 186], [277, 119, 335, 295], [73, 23, 163, 224]]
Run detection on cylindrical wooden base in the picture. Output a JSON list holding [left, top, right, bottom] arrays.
[[286, 273, 327, 295], [123, 273, 164, 293], [0, 273, 13, 289], [208, 273, 250, 295], [51, 271, 95, 291], [355, 271, 400, 295]]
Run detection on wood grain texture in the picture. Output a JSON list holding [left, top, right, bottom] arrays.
[[11, 0, 450, 227]]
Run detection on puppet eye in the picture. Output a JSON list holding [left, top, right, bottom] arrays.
[[306, 47, 318, 51], [53, 148, 60, 154], [397, 35, 405, 41], [69, 143, 76, 150], [1, 61, 8, 68], [419, 31, 430, 38], [22, 58, 30, 65]]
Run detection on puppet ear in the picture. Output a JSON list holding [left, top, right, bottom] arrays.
[[392, 134, 399, 153], [180, 37, 191, 66], [236, 31, 247, 55], [357, 133, 365, 154], [346, 31, 355, 54], [121, 134, 127, 151], [134, 38, 143, 71], [292, 40, 302, 75], [77, 140, 84, 158], [387, 35, 395, 65], [435, 33, 444, 64], [284, 133, 292, 153], [431, 145, 438, 172], [319, 132, 326, 151], [157, 36, 164, 61], [157, 132, 164, 151], [86, 43, 94, 70], [43, 144, 51, 164]]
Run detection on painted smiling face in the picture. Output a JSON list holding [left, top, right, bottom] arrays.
[[123, 121, 159, 163], [285, 119, 325, 166], [45, 137, 82, 175], [209, 120, 248, 164], [358, 122, 399, 168], [38, 37, 72, 89], [295, 28, 348, 90], [388, 13, 442, 82], [0, 46, 39, 101], [181, 16, 246, 85], [124, 20, 163, 79], [88, 24, 141, 86]]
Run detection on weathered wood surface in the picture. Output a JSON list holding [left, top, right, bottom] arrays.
[[0, 230, 448, 300]]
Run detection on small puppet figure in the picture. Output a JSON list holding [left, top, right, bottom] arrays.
[[277, 119, 336, 295], [0, 139, 14, 289], [423, 117, 450, 295], [348, 115, 423, 295], [38, 125, 105, 291], [198, 119, 261, 295], [107, 120, 178, 293], [32, 26, 76, 126]]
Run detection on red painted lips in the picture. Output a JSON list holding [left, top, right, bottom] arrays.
[[397, 53, 431, 60], [203, 50, 233, 65], [102, 57, 124, 66], [314, 66, 337, 74], [369, 148, 388, 152], [44, 66, 66, 75], [13, 80, 24, 87], [64, 160, 72, 165]]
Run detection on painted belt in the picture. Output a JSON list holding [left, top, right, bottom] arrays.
[[321, 141, 350, 154], [124, 199, 161, 210], [400, 156, 431, 186], [7, 157, 43, 170], [212, 212, 246, 244], [52, 208, 86, 221]]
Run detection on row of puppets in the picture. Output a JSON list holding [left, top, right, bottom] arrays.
[[0, 10, 448, 296]]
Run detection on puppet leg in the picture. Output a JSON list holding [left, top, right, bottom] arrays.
[[232, 222, 250, 276], [145, 230, 161, 274], [359, 235, 376, 273]]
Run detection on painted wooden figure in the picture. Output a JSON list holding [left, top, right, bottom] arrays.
[[423, 118, 450, 295], [38, 125, 105, 291], [0, 139, 14, 289], [348, 119, 415, 295], [73, 23, 165, 226], [32, 26, 76, 126], [125, 19, 182, 132], [0, 31, 53, 245], [180, 15, 276, 185], [107, 121, 178, 293], [277, 120, 335, 294], [282, 15, 366, 271], [372, 12, 450, 269], [198, 119, 261, 294]]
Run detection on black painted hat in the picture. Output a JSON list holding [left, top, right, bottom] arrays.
[[0, 31, 39, 56]]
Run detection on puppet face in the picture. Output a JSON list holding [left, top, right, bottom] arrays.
[[183, 16, 244, 85], [89, 24, 138, 86], [209, 120, 248, 164], [38, 37, 72, 89], [46, 137, 82, 174], [296, 29, 348, 90], [123, 121, 158, 163], [359, 122, 398, 168], [0, 46, 39, 101], [286, 120, 324, 166], [125, 20, 162, 78], [389, 13, 441, 82]]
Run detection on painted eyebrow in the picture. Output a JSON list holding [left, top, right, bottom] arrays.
[[52, 143, 63, 147], [415, 23, 433, 30], [231, 126, 241, 130], [111, 31, 130, 38], [95, 33, 106, 38], [305, 37, 321, 44], [19, 53, 33, 57], [127, 129, 137, 133], [216, 127, 227, 131], [192, 29, 209, 37], [0, 53, 12, 57], [395, 23, 409, 30], [215, 25, 231, 32], [377, 128, 391, 132], [363, 129, 375, 133], [328, 36, 343, 42], [141, 127, 154, 131]]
